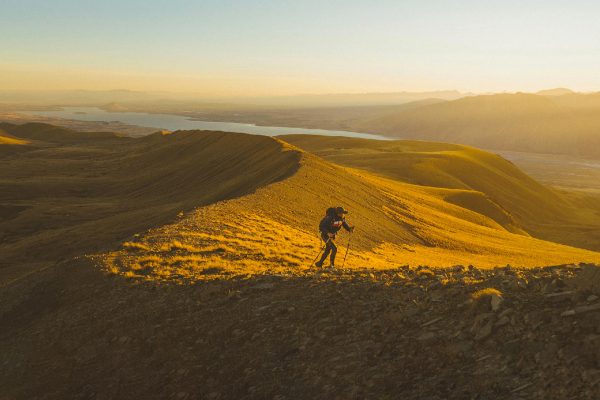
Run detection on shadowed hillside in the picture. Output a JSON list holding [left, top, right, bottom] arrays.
[[350, 93, 600, 158], [0, 123, 299, 284]]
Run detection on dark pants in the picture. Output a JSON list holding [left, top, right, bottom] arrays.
[[318, 233, 337, 265]]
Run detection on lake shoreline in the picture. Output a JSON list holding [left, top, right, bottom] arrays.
[[26, 106, 391, 140]]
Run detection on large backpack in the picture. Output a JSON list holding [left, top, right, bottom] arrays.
[[325, 207, 337, 217]]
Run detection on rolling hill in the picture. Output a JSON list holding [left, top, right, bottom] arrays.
[[0, 130, 29, 145], [2, 123, 600, 285], [3, 123, 600, 399], [96, 133, 600, 282], [536, 87, 576, 96], [350, 93, 600, 158], [279, 134, 600, 251], [0, 123, 298, 283]]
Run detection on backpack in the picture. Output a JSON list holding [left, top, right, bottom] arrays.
[[325, 207, 337, 217]]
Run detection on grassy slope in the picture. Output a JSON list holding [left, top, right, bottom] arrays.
[[279, 135, 600, 251], [3, 122, 599, 284], [349, 93, 600, 158], [0, 123, 299, 284], [101, 142, 600, 282]]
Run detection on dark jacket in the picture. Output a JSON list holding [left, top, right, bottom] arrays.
[[319, 213, 351, 236]]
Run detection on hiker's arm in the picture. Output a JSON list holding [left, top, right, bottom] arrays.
[[343, 219, 354, 232]]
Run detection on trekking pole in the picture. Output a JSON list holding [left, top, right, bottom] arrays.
[[341, 231, 353, 269]]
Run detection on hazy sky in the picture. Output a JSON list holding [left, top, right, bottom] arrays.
[[2, 0, 600, 96]]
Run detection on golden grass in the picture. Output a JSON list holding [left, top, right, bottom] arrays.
[[98, 149, 600, 283], [280, 134, 600, 251], [0, 134, 30, 145], [472, 288, 503, 301]]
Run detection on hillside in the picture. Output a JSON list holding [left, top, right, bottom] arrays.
[[0, 130, 29, 145], [3, 123, 599, 284], [536, 87, 576, 96], [0, 123, 298, 284], [279, 135, 600, 251], [349, 93, 600, 158], [3, 124, 600, 399], [99, 135, 600, 283]]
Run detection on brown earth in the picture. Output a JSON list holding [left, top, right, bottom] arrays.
[[2, 260, 600, 399]]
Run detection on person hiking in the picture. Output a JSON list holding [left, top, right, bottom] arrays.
[[315, 206, 354, 268]]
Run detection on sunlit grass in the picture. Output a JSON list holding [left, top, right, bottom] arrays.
[[97, 149, 600, 283]]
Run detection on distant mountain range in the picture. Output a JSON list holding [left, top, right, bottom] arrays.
[[535, 87, 576, 96], [350, 92, 600, 158], [0, 89, 468, 108]]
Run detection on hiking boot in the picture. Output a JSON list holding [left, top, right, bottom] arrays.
[[315, 260, 324, 268]]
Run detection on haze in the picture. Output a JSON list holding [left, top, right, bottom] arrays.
[[2, 0, 600, 96]]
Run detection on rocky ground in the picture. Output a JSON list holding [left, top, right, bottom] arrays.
[[2, 261, 600, 399]]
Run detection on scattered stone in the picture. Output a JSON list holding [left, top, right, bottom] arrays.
[[498, 308, 513, 318], [417, 332, 436, 341], [475, 320, 493, 341], [421, 317, 443, 328], [7, 262, 600, 399], [511, 382, 533, 393], [250, 283, 275, 290], [545, 291, 574, 298], [561, 303, 600, 317], [490, 293, 503, 312]]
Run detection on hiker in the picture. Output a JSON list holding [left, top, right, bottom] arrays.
[[315, 206, 354, 268]]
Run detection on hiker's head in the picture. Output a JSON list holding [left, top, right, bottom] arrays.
[[335, 206, 348, 217]]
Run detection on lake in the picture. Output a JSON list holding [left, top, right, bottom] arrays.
[[31, 107, 388, 140]]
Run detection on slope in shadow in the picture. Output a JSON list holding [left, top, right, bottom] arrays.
[[0, 123, 300, 283]]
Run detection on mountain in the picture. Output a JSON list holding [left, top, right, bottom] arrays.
[[0, 123, 298, 283], [3, 123, 600, 284], [279, 135, 600, 251], [232, 90, 466, 107], [3, 123, 600, 399], [0, 129, 29, 145], [0, 89, 466, 109], [0, 89, 175, 106], [96, 133, 600, 282], [536, 87, 576, 96], [349, 93, 600, 158]]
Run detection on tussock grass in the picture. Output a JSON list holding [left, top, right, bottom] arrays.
[[472, 288, 503, 301], [122, 241, 151, 251]]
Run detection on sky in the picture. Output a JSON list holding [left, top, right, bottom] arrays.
[[2, 0, 600, 96]]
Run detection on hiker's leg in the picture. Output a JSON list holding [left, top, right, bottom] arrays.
[[319, 245, 331, 264], [318, 236, 332, 264], [329, 241, 337, 265]]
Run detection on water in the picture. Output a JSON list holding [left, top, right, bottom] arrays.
[[31, 107, 388, 140]]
